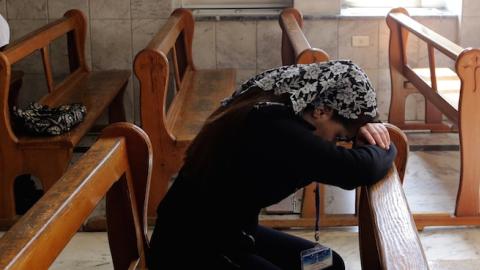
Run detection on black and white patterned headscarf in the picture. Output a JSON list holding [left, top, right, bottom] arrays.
[[223, 60, 377, 119]]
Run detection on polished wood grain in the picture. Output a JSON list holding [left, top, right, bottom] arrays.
[[134, 8, 236, 216], [359, 166, 429, 270], [358, 124, 429, 270], [0, 9, 130, 227], [387, 7, 480, 222], [0, 123, 151, 270]]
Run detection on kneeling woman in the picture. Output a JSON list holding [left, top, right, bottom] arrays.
[[148, 60, 396, 270]]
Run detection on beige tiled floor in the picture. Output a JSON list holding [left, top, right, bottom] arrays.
[[42, 227, 480, 269], [2, 132, 480, 269]]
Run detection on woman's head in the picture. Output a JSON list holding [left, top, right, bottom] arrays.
[[302, 104, 374, 142], [224, 60, 378, 141]]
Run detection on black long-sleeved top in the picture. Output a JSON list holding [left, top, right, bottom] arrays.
[[149, 104, 396, 262]]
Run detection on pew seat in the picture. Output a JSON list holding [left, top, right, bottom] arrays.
[[411, 67, 460, 110], [169, 68, 235, 143]]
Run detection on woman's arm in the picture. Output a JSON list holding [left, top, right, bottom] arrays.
[[247, 106, 397, 190]]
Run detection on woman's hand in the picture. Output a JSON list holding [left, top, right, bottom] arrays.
[[356, 123, 390, 150]]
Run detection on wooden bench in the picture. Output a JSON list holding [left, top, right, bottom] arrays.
[[359, 164, 429, 270], [0, 123, 151, 270], [134, 8, 236, 217], [0, 9, 130, 227], [387, 7, 480, 227]]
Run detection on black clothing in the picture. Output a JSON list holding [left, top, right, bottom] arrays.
[[148, 104, 396, 269], [149, 225, 344, 270]]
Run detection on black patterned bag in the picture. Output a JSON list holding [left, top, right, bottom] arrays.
[[13, 102, 87, 136]]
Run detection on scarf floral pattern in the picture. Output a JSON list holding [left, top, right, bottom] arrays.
[[223, 60, 377, 119]]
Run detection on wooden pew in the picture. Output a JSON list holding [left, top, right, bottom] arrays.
[[0, 9, 130, 227], [387, 7, 480, 227], [359, 169, 429, 270], [359, 125, 429, 270], [0, 123, 151, 270], [279, 8, 329, 66], [134, 8, 236, 218]]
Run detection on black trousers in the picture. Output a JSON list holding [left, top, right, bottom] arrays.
[[239, 226, 345, 270], [148, 225, 345, 270]]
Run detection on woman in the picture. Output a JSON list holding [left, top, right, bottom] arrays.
[[148, 60, 396, 269]]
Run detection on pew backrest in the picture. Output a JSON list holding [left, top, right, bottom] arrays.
[[134, 8, 195, 145], [279, 8, 330, 65]]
